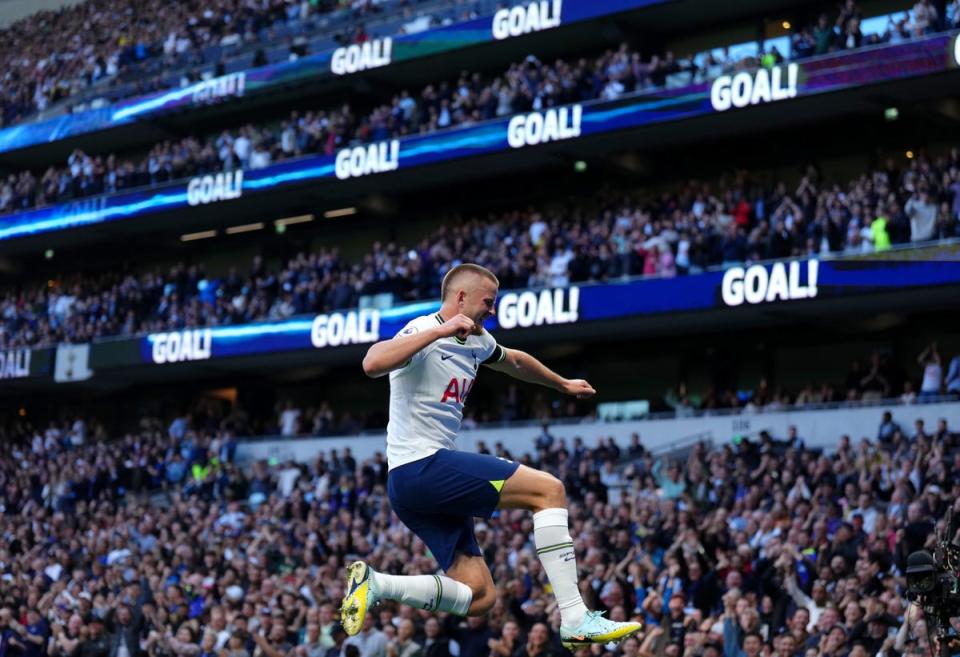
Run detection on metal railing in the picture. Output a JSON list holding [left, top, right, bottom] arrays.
[[235, 394, 959, 444]]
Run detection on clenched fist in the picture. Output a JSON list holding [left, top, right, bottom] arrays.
[[561, 378, 597, 399], [436, 313, 476, 340]]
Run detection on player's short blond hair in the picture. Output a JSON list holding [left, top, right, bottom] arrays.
[[441, 264, 499, 301]]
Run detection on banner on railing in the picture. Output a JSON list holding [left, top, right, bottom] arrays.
[[0, 248, 946, 386], [0, 346, 53, 380], [101, 251, 960, 366]]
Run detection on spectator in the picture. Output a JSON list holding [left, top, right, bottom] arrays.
[[419, 619, 450, 657], [106, 605, 147, 657], [905, 189, 937, 241], [386, 620, 421, 657], [813, 14, 837, 54], [859, 352, 890, 401], [343, 616, 386, 657], [870, 203, 892, 251], [912, 0, 939, 35], [280, 401, 302, 437], [519, 623, 554, 657], [652, 459, 686, 499], [916, 342, 942, 399], [900, 381, 917, 404]]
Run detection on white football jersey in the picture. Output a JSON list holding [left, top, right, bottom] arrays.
[[386, 312, 505, 469]]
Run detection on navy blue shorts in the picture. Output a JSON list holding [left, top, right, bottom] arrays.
[[388, 449, 520, 571]]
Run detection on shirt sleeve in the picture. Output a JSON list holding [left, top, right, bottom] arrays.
[[393, 317, 430, 368]]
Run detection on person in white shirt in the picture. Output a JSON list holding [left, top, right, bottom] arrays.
[[279, 401, 301, 436], [845, 492, 879, 534], [341, 264, 640, 650], [917, 342, 942, 400]]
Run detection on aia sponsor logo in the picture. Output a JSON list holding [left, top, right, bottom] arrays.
[[440, 377, 475, 404]]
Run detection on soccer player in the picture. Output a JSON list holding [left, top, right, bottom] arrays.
[[341, 263, 642, 648]]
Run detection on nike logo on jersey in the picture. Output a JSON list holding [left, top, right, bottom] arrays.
[[441, 354, 454, 361]]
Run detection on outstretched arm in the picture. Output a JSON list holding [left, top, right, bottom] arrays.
[[363, 314, 475, 377], [486, 347, 596, 398]]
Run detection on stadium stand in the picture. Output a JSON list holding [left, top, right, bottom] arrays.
[[0, 0, 501, 127], [1, 146, 958, 348], [0, 43, 686, 214], [4, 0, 960, 128], [2, 4, 957, 217], [0, 409, 957, 657], [1, 1, 959, 657]]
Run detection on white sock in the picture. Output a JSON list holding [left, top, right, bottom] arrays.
[[534, 507, 588, 628], [373, 571, 473, 615]]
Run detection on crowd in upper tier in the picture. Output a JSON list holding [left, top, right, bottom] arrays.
[[0, 38, 802, 217], [0, 0, 502, 128], [4, 0, 960, 216]]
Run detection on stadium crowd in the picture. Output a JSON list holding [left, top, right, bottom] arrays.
[[1, 41, 762, 215], [0, 407, 957, 657], [0, 0, 486, 128], [2, 145, 959, 348], [5, 0, 960, 216], [788, 0, 959, 58], [3, 0, 960, 129]]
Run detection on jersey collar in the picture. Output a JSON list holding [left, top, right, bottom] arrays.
[[435, 312, 467, 345]]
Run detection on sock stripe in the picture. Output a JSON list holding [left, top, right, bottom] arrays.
[[536, 542, 574, 555], [432, 574, 442, 611]]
